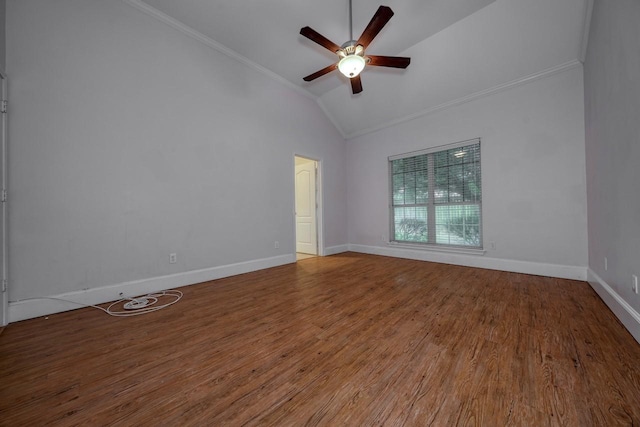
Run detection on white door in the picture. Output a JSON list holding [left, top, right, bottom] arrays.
[[295, 159, 317, 255], [0, 72, 7, 326]]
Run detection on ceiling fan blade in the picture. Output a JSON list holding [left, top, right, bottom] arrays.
[[303, 63, 338, 82], [356, 6, 394, 49], [367, 55, 411, 69], [300, 27, 341, 53], [350, 75, 363, 94]]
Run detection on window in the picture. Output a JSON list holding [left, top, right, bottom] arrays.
[[389, 139, 482, 248]]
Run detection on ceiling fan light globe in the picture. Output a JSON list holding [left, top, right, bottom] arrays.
[[338, 55, 365, 78]]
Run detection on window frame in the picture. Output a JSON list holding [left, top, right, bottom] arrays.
[[388, 138, 483, 250]]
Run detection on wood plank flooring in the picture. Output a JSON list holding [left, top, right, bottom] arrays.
[[1, 252, 639, 426]]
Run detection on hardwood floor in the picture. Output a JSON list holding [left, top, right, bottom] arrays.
[[1, 253, 639, 426]]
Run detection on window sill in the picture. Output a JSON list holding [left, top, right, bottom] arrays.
[[387, 241, 486, 256]]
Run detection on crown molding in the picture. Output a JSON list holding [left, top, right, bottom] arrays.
[[120, 1, 587, 142], [579, 0, 594, 63], [341, 59, 583, 140], [121, 0, 315, 101]]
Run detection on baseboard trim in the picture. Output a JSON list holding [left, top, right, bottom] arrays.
[[8, 254, 296, 323], [587, 269, 640, 344], [348, 244, 587, 281], [324, 245, 350, 256]]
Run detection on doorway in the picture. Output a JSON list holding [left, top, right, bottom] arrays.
[[294, 156, 319, 260]]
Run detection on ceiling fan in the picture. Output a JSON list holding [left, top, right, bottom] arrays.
[[300, 0, 411, 94]]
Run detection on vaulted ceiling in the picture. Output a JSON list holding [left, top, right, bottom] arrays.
[[129, 0, 592, 138]]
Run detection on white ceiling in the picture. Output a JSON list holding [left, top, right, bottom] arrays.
[[133, 0, 591, 138]]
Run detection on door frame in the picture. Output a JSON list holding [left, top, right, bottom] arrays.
[[1, 69, 7, 326], [293, 154, 323, 257]]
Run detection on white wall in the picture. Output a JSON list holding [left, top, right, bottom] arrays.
[[584, 0, 640, 342], [347, 66, 588, 278], [6, 0, 347, 315]]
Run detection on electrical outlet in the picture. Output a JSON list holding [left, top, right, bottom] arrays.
[[490, 241, 496, 250], [633, 275, 638, 294], [274, 241, 279, 249], [604, 257, 608, 271], [169, 253, 177, 264]]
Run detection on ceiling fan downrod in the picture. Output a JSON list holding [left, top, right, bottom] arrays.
[[349, 0, 354, 42]]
